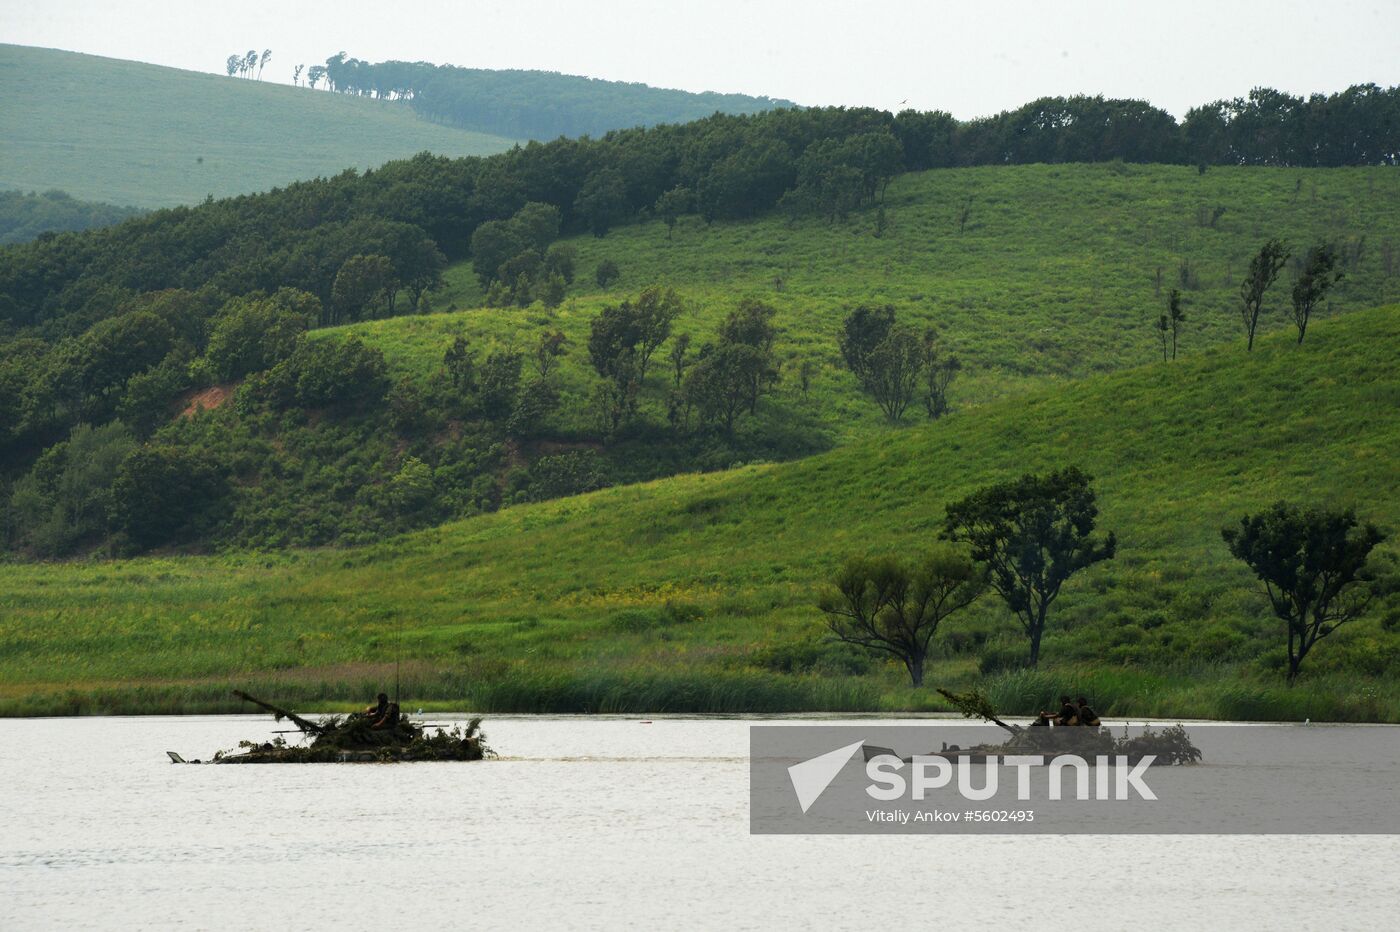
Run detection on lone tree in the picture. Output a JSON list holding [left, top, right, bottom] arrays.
[[1239, 238, 1290, 351], [920, 330, 960, 419], [1289, 243, 1343, 344], [943, 466, 1117, 667], [1223, 502, 1392, 684], [819, 549, 985, 686], [1165, 288, 1186, 359], [654, 186, 692, 240]]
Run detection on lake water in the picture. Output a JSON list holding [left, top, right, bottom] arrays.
[[3, 715, 1397, 930]]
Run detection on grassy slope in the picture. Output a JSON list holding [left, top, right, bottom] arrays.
[[344, 163, 1400, 454], [0, 44, 514, 208], [4, 306, 1398, 719]]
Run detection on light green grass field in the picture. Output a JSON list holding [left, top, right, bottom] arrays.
[[335, 162, 1400, 453], [4, 305, 1398, 720], [0, 44, 514, 208]]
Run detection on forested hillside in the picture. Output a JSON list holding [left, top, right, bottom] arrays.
[[307, 53, 797, 139], [0, 44, 514, 208], [0, 190, 145, 245], [2, 306, 1397, 718], [2, 91, 1398, 560]]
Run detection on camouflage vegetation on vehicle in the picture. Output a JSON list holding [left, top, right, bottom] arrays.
[[202, 691, 495, 763], [935, 688, 1202, 765]]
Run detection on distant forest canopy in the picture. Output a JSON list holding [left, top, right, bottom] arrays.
[[0, 190, 145, 246], [303, 53, 798, 139], [300, 52, 1400, 166]]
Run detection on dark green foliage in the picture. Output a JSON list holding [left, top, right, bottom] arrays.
[[386, 377, 435, 436], [5, 421, 136, 556], [533, 330, 568, 378], [1223, 502, 1393, 682], [838, 304, 896, 383], [1239, 239, 1290, 351], [681, 299, 780, 434], [330, 254, 396, 324], [862, 326, 924, 421], [507, 377, 559, 437], [205, 291, 316, 380], [1290, 243, 1343, 343], [109, 444, 228, 550], [595, 259, 620, 289], [654, 186, 693, 239], [819, 548, 985, 686], [587, 288, 681, 383], [477, 349, 523, 419], [683, 343, 765, 434], [543, 243, 576, 284], [469, 202, 562, 298], [575, 169, 629, 237], [524, 450, 609, 501], [840, 306, 933, 421], [920, 332, 960, 419], [442, 336, 476, 393], [117, 352, 191, 437], [0, 190, 145, 245], [248, 335, 390, 410], [943, 467, 1117, 667]]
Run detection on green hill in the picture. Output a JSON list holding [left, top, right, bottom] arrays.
[[349, 162, 1400, 445], [0, 44, 515, 208], [3, 306, 1397, 719]]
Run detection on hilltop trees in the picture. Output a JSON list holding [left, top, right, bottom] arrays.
[[1239, 239, 1290, 351], [204, 290, 316, 380], [943, 467, 1117, 667], [1290, 244, 1343, 343], [819, 549, 985, 686], [654, 186, 692, 239], [575, 169, 630, 237], [1223, 503, 1394, 683], [330, 254, 396, 324]]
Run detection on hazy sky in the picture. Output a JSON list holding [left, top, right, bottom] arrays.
[[3, 0, 1398, 118]]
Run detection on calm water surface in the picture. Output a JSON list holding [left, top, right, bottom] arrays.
[[2, 715, 1396, 930]]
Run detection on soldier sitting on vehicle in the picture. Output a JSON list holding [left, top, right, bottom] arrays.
[[371, 700, 401, 730], [1076, 697, 1101, 727], [364, 692, 390, 719]]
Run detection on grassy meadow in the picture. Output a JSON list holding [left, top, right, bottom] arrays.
[[4, 305, 1398, 720], [0, 44, 514, 208], [343, 162, 1400, 455]]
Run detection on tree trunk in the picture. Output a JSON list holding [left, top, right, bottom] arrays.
[[907, 653, 925, 687], [1028, 624, 1043, 668]]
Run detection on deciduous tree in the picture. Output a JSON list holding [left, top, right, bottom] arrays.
[[1239, 238, 1290, 351], [819, 549, 985, 686], [1223, 503, 1393, 683], [943, 467, 1117, 667]]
